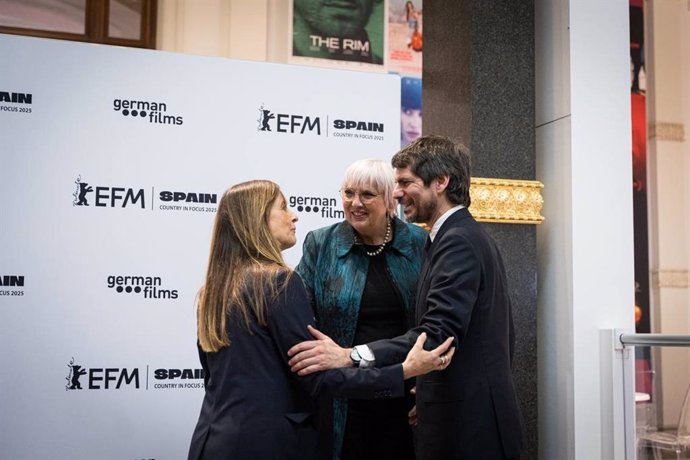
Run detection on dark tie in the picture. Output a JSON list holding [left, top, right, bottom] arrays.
[[423, 235, 432, 258]]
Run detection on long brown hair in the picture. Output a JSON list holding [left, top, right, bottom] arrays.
[[197, 180, 290, 352]]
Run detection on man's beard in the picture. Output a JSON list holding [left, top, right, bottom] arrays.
[[404, 195, 436, 225]]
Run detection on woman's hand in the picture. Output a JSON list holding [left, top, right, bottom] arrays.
[[402, 332, 455, 379]]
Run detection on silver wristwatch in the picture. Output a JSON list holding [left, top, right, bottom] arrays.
[[350, 345, 375, 369]]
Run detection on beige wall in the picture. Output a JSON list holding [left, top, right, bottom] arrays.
[[646, 0, 690, 429], [156, 0, 288, 62]]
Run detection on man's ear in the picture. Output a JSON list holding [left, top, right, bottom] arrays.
[[434, 175, 450, 193]]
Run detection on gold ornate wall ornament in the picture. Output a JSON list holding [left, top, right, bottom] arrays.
[[648, 122, 685, 142], [652, 269, 689, 289], [468, 178, 544, 224]]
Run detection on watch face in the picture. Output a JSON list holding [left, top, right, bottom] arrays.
[[355, 345, 375, 361], [350, 348, 361, 366]]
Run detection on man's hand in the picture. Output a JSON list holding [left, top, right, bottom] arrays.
[[287, 325, 352, 376], [408, 386, 418, 427], [401, 333, 455, 379], [408, 404, 418, 427]]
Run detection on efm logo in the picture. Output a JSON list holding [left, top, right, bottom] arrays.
[[257, 103, 321, 135], [66, 357, 140, 390], [66, 357, 203, 391], [72, 176, 219, 214], [73, 175, 145, 209], [255, 103, 385, 141]]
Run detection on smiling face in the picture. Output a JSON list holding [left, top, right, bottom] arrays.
[[268, 194, 298, 251], [393, 166, 439, 226], [341, 183, 389, 244]]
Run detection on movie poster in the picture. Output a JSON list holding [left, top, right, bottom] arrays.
[[288, 1, 424, 148], [289, 0, 385, 69], [387, 0, 422, 77], [400, 76, 421, 147], [630, 0, 649, 335], [629, 0, 653, 391]]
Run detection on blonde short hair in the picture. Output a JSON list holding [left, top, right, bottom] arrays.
[[340, 159, 397, 215]]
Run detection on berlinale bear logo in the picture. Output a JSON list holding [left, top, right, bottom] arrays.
[[258, 107, 275, 131], [66, 358, 87, 390], [73, 176, 93, 206]]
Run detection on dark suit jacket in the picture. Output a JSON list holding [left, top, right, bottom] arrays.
[[188, 273, 404, 460], [369, 208, 525, 460]]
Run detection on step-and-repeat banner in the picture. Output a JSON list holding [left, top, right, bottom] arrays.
[[0, 34, 400, 460]]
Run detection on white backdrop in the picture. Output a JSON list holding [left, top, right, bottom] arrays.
[[0, 34, 400, 460]]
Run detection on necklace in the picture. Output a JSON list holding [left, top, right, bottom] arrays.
[[354, 219, 392, 257]]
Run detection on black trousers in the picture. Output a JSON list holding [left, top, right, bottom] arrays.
[[341, 398, 415, 460]]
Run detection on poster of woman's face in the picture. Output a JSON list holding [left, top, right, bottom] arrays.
[[388, 0, 422, 76], [401, 76, 421, 147]]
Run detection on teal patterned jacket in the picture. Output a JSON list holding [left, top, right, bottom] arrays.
[[295, 217, 427, 460]]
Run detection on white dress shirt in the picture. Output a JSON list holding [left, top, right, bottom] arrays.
[[429, 205, 465, 242]]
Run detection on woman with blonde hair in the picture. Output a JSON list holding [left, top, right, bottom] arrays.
[[187, 179, 453, 460], [293, 159, 428, 460]]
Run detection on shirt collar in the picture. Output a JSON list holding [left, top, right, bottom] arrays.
[[429, 205, 465, 242]]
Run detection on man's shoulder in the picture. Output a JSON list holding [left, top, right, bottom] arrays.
[[438, 209, 477, 235], [435, 212, 494, 253]]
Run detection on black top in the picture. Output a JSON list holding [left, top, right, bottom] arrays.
[[344, 241, 415, 460], [352, 243, 407, 345]]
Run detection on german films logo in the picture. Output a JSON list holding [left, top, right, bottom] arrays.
[[113, 97, 183, 126], [73, 175, 146, 209], [288, 194, 343, 219], [0, 274, 25, 297], [257, 103, 322, 135], [0, 90, 32, 115], [107, 274, 179, 300]]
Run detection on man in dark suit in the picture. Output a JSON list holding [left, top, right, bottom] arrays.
[[289, 135, 525, 460]]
